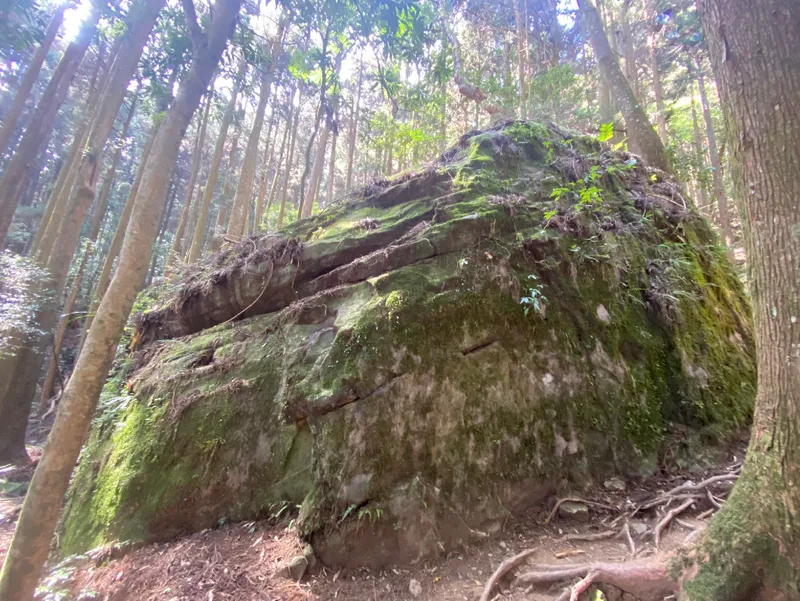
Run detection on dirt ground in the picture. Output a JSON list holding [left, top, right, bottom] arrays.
[[0, 442, 745, 601]]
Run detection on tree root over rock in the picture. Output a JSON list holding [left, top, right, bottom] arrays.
[[480, 467, 741, 601]]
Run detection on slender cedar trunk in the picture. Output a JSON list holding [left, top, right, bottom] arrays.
[[267, 108, 291, 220], [297, 101, 324, 218], [619, 1, 639, 100], [325, 130, 337, 206], [680, 1, 800, 598], [34, 41, 113, 262], [0, 3, 67, 158], [514, 0, 527, 118], [345, 57, 363, 190], [37, 243, 90, 413], [253, 116, 279, 231], [77, 117, 161, 357], [0, 2, 240, 598], [168, 89, 212, 268], [578, 0, 671, 174], [696, 65, 734, 253], [646, 8, 668, 144], [0, 5, 100, 246], [38, 97, 137, 405], [186, 60, 245, 262], [212, 123, 241, 242], [300, 120, 330, 218], [277, 102, 301, 228], [227, 30, 283, 238], [1, 1, 164, 449], [148, 174, 180, 283], [689, 83, 710, 212]]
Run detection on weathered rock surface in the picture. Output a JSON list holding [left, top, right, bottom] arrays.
[[62, 122, 755, 567]]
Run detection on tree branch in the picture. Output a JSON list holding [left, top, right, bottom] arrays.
[[181, 0, 205, 49]]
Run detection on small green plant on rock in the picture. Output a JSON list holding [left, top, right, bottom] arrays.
[[520, 275, 547, 316]]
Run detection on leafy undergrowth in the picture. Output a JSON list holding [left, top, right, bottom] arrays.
[[12, 442, 746, 601]]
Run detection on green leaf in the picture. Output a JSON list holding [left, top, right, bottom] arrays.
[[598, 122, 614, 142]]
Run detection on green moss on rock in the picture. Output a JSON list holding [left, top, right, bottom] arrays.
[[62, 121, 755, 566]]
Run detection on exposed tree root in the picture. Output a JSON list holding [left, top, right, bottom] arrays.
[[481, 466, 741, 601], [514, 556, 675, 601]]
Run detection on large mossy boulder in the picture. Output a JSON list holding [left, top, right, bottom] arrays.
[[62, 122, 755, 566]]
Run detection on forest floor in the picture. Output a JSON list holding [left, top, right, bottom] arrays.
[[0, 441, 746, 601]]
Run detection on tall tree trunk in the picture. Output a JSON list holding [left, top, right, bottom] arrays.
[[325, 130, 337, 206], [267, 107, 292, 221], [514, 0, 527, 118], [345, 57, 363, 190], [578, 0, 671, 173], [0, 3, 67, 158], [680, 1, 800, 598], [168, 89, 211, 267], [0, 2, 241, 598], [0, 5, 101, 246], [300, 120, 330, 218], [38, 96, 137, 406], [253, 115, 279, 232], [696, 64, 734, 253], [0, 0, 165, 453], [76, 117, 161, 357], [689, 83, 710, 212], [277, 103, 301, 228], [646, 6, 668, 144], [186, 59, 245, 262], [618, 1, 639, 100], [212, 123, 241, 242], [227, 28, 283, 238]]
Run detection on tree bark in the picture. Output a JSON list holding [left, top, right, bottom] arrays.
[[325, 130, 337, 207], [0, 3, 68, 159], [186, 59, 245, 262], [168, 88, 212, 268], [0, 1, 241, 598], [680, 1, 800, 598], [345, 57, 363, 190], [578, 0, 671, 174], [0, 5, 101, 246], [227, 27, 283, 238], [646, 5, 668, 144], [277, 101, 301, 228], [267, 106, 292, 222], [300, 120, 330, 218], [514, 0, 527, 118], [38, 96, 137, 406], [689, 83, 710, 212], [696, 64, 734, 254], [0, 0, 164, 454]]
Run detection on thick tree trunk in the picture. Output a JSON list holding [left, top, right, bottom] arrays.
[[679, 2, 800, 599], [0, 2, 241, 599], [186, 60, 244, 262], [0, 5, 100, 246], [168, 89, 211, 267], [0, 3, 67, 158], [227, 38, 281, 238], [578, 0, 671, 174], [618, 1, 639, 100], [696, 66, 734, 254]]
